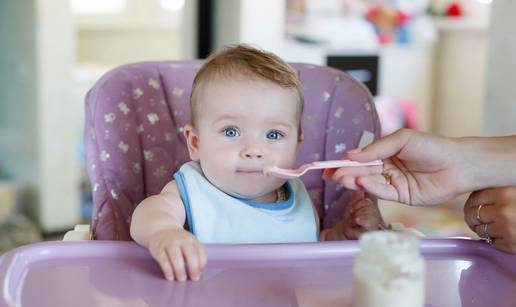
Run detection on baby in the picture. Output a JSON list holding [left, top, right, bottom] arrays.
[[130, 45, 384, 281]]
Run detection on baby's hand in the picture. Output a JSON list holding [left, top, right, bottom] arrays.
[[321, 191, 385, 241], [342, 191, 385, 240], [341, 191, 385, 239], [148, 228, 207, 281]]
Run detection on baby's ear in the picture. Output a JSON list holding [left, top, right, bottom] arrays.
[[183, 124, 200, 161]]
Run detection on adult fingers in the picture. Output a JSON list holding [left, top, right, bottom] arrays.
[[490, 237, 516, 254], [322, 168, 336, 181], [356, 175, 400, 202], [474, 222, 504, 239], [332, 165, 384, 180], [347, 129, 413, 163], [323, 157, 387, 182], [464, 190, 497, 228], [465, 203, 497, 231]]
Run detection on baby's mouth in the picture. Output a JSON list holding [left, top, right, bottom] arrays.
[[236, 169, 264, 175]]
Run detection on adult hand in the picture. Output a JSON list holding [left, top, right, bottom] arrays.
[[323, 129, 469, 205], [464, 186, 516, 253]]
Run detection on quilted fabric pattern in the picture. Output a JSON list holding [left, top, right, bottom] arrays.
[[84, 60, 381, 240]]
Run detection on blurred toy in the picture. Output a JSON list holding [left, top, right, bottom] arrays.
[[374, 96, 420, 136], [428, 0, 464, 17], [366, 4, 410, 44], [446, 2, 463, 17]]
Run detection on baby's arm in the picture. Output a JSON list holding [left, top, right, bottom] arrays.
[[321, 191, 385, 241], [130, 181, 207, 281]]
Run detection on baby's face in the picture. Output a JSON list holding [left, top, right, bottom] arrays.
[[185, 77, 301, 201]]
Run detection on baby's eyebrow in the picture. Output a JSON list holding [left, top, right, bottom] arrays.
[[268, 121, 292, 130], [213, 115, 240, 125], [212, 115, 294, 131]]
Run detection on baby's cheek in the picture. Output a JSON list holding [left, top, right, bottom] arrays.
[[209, 167, 231, 186]]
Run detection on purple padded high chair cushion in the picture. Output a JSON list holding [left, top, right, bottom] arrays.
[[85, 60, 381, 240]]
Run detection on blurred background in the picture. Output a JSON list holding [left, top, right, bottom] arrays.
[[1, 0, 515, 252]]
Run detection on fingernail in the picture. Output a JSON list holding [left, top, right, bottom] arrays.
[[355, 179, 363, 189], [347, 148, 362, 154]]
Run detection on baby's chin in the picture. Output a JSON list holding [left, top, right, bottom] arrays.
[[219, 184, 282, 201], [224, 188, 273, 200], [203, 171, 285, 200]]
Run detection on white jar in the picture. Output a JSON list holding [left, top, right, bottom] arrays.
[[352, 231, 425, 307]]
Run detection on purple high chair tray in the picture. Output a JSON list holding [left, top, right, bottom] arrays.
[[1, 239, 515, 307]]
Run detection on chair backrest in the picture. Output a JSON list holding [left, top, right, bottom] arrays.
[[85, 60, 381, 240]]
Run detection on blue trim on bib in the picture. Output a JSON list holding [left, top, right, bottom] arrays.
[[174, 171, 195, 235], [236, 181, 295, 210]]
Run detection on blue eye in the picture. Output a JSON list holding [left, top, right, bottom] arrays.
[[223, 127, 240, 137], [266, 131, 283, 140]]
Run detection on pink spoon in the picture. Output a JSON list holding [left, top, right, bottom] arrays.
[[263, 159, 383, 179]]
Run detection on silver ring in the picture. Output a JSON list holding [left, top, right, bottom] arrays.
[[482, 223, 492, 244], [476, 204, 484, 224]]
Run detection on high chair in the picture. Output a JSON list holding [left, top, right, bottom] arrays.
[[4, 61, 515, 307], [80, 60, 381, 240]]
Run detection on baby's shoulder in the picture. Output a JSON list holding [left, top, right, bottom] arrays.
[[160, 180, 181, 198]]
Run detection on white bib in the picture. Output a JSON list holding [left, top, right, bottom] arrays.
[[174, 161, 318, 244]]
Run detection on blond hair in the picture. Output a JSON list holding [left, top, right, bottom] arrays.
[[189, 44, 304, 131]]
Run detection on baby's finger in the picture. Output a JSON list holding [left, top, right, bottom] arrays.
[[345, 226, 365, 240], [348, 198, 374, 213], [355, 214, 381, 230], [348, 190, 366, 205], [182, 244, 201, 281], [197, 244, 208, 270], [156, 250, 175, 281], [167, 246, 187, 281]]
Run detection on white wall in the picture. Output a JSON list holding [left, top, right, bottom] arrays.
[[37, 0, 81, 232], [0, 1, 39, 188], [77, 29, 183, 65], [213, 0, 285, 54], [484, 0, 516, 136], [433, 22, 488, 137], [0, 0, 81, 232], [75, 0, 186, 66]]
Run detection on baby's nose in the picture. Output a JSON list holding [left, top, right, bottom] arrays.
[[241, 145, 264, 160], [243, 151, 263, 159]]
